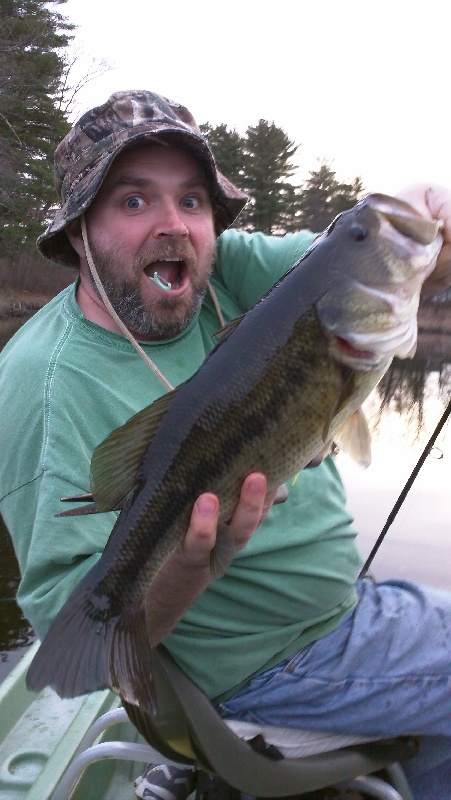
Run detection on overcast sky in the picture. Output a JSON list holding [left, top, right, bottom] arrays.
[[61, 0, 451, 194]]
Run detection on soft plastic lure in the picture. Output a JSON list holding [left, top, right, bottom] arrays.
[[150, 271, 172, 291]]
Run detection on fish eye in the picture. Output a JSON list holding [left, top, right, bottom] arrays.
[[349, 223, 368, 241]]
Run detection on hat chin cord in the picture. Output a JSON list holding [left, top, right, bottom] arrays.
[[80, 214, 173, 391], [80, 214, 224, 394]]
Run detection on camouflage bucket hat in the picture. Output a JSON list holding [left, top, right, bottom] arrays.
[[37, 90, 248, 268]]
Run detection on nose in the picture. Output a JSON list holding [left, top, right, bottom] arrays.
[[152, 201, 189, 238]]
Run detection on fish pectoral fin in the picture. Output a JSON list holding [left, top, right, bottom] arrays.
[[322, 368, 357, 442], [305, 442, 333, 468], [90, 388, 179, 512], [273, 484, 289, 503], [335, 409, 372, 468], [210, 522, 236, 579]]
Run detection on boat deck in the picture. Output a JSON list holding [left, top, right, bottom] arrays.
[[0, 643, 151, 800]]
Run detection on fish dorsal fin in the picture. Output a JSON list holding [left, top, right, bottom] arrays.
[[90, 388, 178, 511], [335, 409, 372, 468], [214, 314, 244, 342]]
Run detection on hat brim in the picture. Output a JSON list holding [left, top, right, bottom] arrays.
[[37, 128, 248, 268]]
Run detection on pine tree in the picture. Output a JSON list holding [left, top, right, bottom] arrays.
[[200, 122, 247, 191], [0, 0, 74, 250], [240, 120, 299, 234], [296, 162, 364, 232]]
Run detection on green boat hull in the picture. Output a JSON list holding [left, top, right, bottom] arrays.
[[0, 643, 149, 800]]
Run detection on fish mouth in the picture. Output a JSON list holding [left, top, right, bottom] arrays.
[[367, 194, 443, 286], [330, 334, 389, 370], [144, 258, 189, 295], [317, 194, 443, 371], [369, 193, 442, 246]]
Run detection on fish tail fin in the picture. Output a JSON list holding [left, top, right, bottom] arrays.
[[122, 698, 161, 747], [122, 696, 187, 758], [26, 577, 156, 714], [110, 611, 156, 713], [26, 582, 112, 697]]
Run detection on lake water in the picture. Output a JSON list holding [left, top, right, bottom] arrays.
[[0, 518, 35, 682], [0, 377, 449, 683], [337, 385, 450, 590]]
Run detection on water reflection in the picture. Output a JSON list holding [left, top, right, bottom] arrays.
[[339, 370, 450, 591], [0, 514, 36, 681], [340, 296, 451, 590]]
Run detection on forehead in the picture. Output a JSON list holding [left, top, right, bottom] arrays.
[[104, 142, 205, 184]]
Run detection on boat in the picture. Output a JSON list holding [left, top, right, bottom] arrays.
[[0, 641, 419, 800], [0, 641, 158, 800]]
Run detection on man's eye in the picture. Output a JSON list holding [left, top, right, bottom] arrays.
[[182, 196, 199, 210], [125, 196, 144, 209]]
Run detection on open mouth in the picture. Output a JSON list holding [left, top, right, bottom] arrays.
[[144, 259, 189, 293], [334, 335, 376, 361], [330, 334, 387, 370]]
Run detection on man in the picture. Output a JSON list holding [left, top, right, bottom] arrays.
[[0, 90, 450, 800]]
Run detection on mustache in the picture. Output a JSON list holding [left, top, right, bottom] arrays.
[[134, 240, 196, 269]]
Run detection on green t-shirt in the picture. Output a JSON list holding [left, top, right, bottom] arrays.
[[0, 228, 361, 701]]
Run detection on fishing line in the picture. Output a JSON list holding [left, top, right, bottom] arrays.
[[359, 395, 451, 578]]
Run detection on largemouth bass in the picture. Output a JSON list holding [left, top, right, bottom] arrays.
[[26, 194, 442, 713]]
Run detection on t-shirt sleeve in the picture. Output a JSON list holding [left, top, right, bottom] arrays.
[[214, 228, 317, 311]]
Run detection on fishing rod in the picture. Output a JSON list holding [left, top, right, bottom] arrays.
[[359, 394, 451, 578]]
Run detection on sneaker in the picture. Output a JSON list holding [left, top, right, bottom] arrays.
[[134, 763, 196, 800]]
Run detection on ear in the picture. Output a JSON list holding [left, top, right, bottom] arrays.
[[66, 219, 86, 258]]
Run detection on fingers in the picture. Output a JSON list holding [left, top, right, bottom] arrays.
[[396, 183, 451, 227], [227, 473, 276, 550], [396, 183, 451, 294], [423, 242, 451, 295], [183, 473, 280, 564], [182, 493, 220, 565]]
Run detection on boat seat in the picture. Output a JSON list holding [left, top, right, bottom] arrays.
[[50, 644, 418, 800]]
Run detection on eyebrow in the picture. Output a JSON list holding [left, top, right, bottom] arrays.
[[106, 174, 209, 191]]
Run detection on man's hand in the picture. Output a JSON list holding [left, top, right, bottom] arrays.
[[182, 472, 277, 566], [146, 473, 278, 644], [396, 183, 451, 296]]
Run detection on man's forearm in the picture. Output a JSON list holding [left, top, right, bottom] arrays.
[[144, 475, 275, 646], [145, 553, 212, 646]]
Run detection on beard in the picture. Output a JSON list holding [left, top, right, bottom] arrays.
[[87, 239, 215, 339]]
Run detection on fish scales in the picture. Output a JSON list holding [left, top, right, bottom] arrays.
[[85, 309, 353, 614], [80, 311, 338, 607], [26, 193, 443, 716]]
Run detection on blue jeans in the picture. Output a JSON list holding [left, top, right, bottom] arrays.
[[218, 579, 451, 800]]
